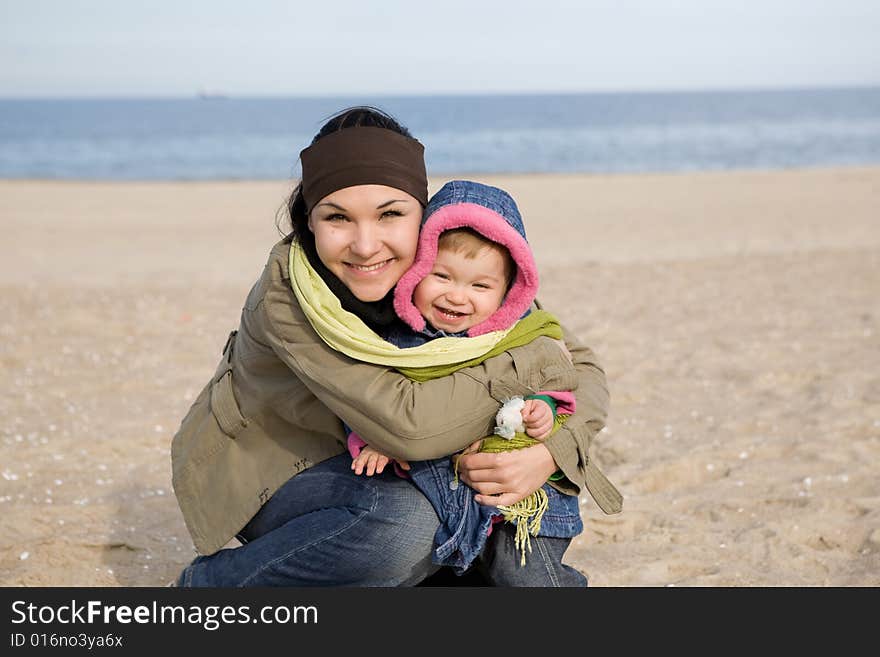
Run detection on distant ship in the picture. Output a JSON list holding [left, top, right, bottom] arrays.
[[197, 89, 228, 100]]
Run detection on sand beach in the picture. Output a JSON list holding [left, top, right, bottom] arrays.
[[1, 166, 878, 586]]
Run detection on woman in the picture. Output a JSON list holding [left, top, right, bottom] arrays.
[[171, 107, 621, 586]]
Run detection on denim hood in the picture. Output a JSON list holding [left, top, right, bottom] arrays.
[[393, 180, 539, 337]]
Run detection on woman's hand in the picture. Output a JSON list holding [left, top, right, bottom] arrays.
[[455, 442, 558, 507]]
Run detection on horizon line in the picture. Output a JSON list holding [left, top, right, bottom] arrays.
[[1, 82, 879, 102]]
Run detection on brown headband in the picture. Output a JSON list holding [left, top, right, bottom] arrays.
[[300, 126, 428, 211]]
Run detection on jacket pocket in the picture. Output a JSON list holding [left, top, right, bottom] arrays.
[[210, 370, 248, 439]]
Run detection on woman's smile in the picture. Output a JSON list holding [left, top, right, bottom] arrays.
[[344, 258, 395, 274]]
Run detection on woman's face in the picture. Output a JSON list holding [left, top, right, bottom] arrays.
[[308, 184, 422, 302]]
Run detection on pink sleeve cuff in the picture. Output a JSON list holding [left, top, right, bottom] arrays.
[[536, 390, 576, 416], [347, 432, 367, 459]]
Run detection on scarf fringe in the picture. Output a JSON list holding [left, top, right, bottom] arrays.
[[454, 432, 558, 567], [498, 488, 549, 566]]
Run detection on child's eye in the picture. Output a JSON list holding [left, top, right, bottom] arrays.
[[473, 283, 491, 290], [433, 272, 449, 281]]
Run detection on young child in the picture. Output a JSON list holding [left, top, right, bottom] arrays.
[[351, 225, 557, 473], [347, 180, 585, 585]]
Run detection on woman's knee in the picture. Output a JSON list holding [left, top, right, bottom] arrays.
[[257, 474, 438, 586], [350, 476, 439, 585], [240, 455, 382, 541], [208, 462, 441, 586]]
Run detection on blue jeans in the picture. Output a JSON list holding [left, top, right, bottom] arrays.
[[478, 524, 587, 587], [177, 454, 441, 586], [419, 527, 587, 587], [176, 453, 587, 587]]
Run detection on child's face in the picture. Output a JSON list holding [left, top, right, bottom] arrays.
[[412, 245, 508, 333]]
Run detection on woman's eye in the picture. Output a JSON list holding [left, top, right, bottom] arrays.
[[380, 209, 403, 219], [325, 213, 348, 222]]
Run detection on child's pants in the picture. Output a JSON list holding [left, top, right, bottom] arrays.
[[420, 524, 587, 587], [475, 523, 587, 587]]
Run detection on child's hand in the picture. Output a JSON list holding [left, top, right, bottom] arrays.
[[351, 445, 410, 476], [521, 398, 554, 440], [351, 445, 391, 476]]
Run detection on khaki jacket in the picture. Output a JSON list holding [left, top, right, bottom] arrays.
[[171, 239, 622, 555]]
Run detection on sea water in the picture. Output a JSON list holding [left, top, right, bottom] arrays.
[[1, 87, 878, 179]]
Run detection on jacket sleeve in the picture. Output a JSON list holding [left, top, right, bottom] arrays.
[[541, 320, 610, 495], [255, 277, 579, 461]]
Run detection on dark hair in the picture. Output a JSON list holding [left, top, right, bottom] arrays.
[[276, 106, 415, 242]]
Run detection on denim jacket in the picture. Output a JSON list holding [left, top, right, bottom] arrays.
[[383, 322, 467, 347], [407, 456, 583, 574]]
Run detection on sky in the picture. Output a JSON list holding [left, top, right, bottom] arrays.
[[1, 0, 879, 97]]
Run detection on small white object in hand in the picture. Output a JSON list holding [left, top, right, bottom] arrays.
[[494, 396, 525, 440]]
